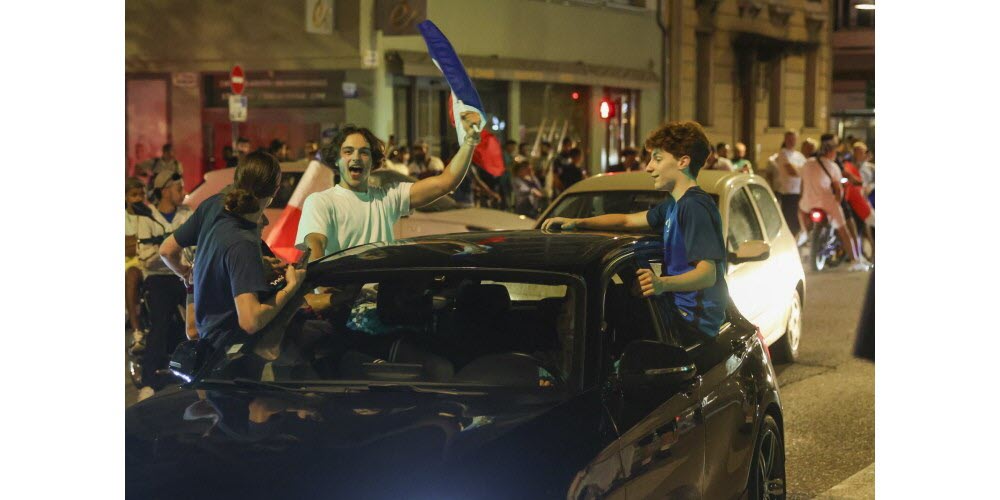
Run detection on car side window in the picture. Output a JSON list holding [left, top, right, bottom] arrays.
[[727, 188, 764, 252], [601, 262, 662, 376], [747, 184, 782, 240]]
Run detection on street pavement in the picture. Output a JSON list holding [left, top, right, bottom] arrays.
[[776, 264, 874, 499], [124, 258, 876, 499]]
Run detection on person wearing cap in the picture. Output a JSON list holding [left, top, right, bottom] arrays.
[[134, 170, 193, 398]]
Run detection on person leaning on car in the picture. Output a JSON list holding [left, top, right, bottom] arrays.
[[162, 152, 305, 356], [542, 121, 729, 339]]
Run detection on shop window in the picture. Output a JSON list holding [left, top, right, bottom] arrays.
[[768, 58, 784, 128], [805, 50, 817, 128], [696, 31, 714, 126]]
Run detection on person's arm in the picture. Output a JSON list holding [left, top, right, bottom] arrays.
[[304, 233, 328, 262], [779, 154, 799, 177], [638, 199, 725, 297], [126, 235, 138, 258], [296, 193, 333, 262], [637, 260, 716, 297], [235, 265, 306, 335], [541, 212, 651, 231], [409, 112, 482, 208], [159, 234, 193, 284]]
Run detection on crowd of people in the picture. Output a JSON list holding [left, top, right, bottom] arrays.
[[766, 130, 875, 271], [125, 117, 874, 401]]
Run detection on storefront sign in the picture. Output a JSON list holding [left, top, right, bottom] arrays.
[[375, 0, 426, 36], [172, 72, 197, 88], [229, 95, 248, 122], [205, 71, 346, 108], [305, 0, 334, 34]]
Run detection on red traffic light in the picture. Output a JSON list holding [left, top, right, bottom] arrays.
[[571, 91, 580, 100], [599, 99, 615, 119]]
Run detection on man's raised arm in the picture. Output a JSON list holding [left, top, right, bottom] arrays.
[[409, 111, 482, 208]]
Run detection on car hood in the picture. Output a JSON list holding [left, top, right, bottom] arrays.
[[125, 385, 611, 499], [411, 207, 535, 230]]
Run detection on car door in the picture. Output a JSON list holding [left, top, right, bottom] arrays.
[[685, 318, 759, 499], [723, 185, 773, 336], [746, 181, 803, 343], [600, 257, 705, 499]]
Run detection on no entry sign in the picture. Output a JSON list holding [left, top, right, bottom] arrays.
[[230, 65, 245, 95]]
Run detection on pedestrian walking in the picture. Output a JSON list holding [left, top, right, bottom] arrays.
[[774, 131, 808, 244]]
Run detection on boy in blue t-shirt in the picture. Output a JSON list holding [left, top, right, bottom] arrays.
[[541, 121, 728, 337]]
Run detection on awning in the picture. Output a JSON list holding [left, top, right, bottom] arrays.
[[390, 51, 659, 89]]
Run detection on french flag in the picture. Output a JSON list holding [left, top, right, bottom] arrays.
[[419, 20, 487, 149], [264, 153, 335, 263]]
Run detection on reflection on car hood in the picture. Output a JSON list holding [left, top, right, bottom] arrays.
[[411, 207, 536, 230], [125, 385, 610, 499]]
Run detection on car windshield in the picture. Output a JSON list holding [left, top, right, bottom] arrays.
[[542, 190, 720, 223], [201, 270, 584, 392]]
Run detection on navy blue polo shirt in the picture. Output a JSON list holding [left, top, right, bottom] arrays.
[[647, 186, 729, 337], [192, 209, 273, 347]]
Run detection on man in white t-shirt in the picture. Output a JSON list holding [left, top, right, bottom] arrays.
[[774, 130, 808, 243], [297, 115, 482, 261]]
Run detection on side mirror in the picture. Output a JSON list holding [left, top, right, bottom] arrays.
[[166, 339, 201, 383], [619, 340, 697, 399], [728, 240, 770, 265]]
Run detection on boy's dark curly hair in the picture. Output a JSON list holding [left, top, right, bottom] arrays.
[[319, 125, 386, 170], [644, 121, 711, 177]]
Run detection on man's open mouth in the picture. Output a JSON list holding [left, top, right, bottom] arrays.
[[348, 166, 364, 174]]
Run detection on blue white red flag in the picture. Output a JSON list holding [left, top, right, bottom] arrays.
[[418, 20, 485, 144]]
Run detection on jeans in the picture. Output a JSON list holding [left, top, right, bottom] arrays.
[[143, 274, 187, 390]]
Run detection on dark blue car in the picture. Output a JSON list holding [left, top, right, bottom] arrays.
[[125, 230, 785, 499]]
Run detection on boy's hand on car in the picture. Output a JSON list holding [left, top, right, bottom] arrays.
[[636, 268, 667, 297], [541, 217, 579, 231]]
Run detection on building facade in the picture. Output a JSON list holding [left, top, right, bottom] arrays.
[[126, 0, 833, 184], [830, 0, 874, 146]]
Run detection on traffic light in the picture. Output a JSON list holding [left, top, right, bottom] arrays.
[[599, 98, 615, 120], [571, 91, 580, 100]]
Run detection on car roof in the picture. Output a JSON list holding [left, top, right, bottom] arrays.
[[309, 230, 660, 279], [559, 169, 747, 197]]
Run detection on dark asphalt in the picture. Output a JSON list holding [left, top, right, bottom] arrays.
[[776, 266, 874, 499]]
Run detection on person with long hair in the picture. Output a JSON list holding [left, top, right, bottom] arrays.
[[174, 152, 306, 358]]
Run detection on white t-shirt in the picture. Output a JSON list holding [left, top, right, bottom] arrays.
[[799, 157, 842, 214], [135, 205, 193, 277], [296, 182, 414, 257], [775, 148, 808, 194]]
